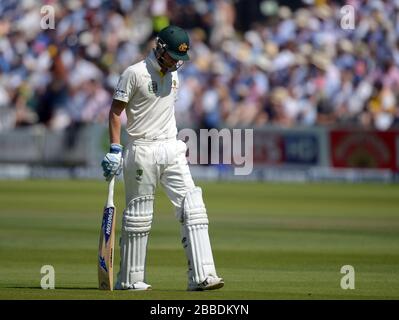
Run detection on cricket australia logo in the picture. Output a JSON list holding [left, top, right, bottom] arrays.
[[148, 81, 158, 94], [136, 169, 143, 182], [178, 43, 188, 52]]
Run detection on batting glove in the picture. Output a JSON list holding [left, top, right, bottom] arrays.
[[101, 143, 123, 181]]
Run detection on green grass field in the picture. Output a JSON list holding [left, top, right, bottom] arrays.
[[0, 180, 398, 300]]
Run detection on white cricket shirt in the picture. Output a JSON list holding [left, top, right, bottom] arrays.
[[113, 50, 179, 142]]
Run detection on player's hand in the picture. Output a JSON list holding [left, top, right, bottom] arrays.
[[101, 143, 123, 181]]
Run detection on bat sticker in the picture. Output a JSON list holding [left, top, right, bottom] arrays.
[[102, 208, 114, 243], [99, 256, 108, 272]]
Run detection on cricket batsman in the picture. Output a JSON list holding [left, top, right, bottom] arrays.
[[101, 25, 224, 291]]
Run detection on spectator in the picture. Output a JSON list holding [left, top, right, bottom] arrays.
[[0, 0, 398, 132]]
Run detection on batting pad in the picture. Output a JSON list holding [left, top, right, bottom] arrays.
[[181, 187, 217, 284], [116, 195, 154, 288]]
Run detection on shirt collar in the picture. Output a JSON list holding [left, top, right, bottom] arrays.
[[146, 50, 163, 74]]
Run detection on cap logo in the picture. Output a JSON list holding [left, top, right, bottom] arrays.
[[178, 43, 188, 52]]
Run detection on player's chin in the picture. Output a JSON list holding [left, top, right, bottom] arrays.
[[165, 65, 175, 71], [165, 61, 177, 69]]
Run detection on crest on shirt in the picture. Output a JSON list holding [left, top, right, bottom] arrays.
[[148, 80, 158, 94]]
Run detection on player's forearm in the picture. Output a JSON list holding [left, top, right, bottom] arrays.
[[109, 111, 121, 145], [109, 100, 126, 145]]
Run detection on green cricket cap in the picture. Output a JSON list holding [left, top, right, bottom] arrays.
[[158, 25, 190, 61]]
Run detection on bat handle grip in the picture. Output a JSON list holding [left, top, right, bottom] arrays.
[[107, 176, 115, 208]]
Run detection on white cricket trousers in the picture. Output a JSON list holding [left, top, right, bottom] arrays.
[[123, 138, 195, 213]]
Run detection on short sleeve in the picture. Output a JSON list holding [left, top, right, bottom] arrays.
[[113, 67, 136, 103]]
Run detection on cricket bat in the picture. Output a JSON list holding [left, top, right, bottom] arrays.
[[98, 176, 116, 290]]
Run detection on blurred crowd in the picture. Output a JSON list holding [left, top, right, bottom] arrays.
[[1, 0, 399, 131]]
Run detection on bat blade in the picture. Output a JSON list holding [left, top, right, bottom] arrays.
[[98, 205, 116, 290]]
